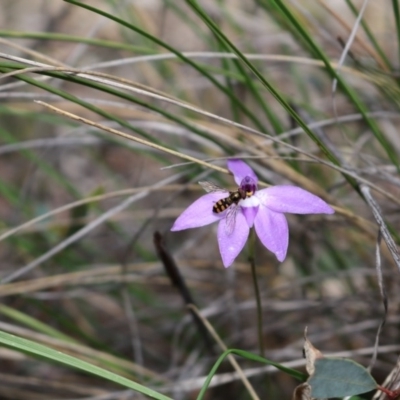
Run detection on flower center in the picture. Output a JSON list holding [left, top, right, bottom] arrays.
[[239, 176, 257, 198]]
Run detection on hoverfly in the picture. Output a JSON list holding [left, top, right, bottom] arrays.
[[199, 181, 251, 235]]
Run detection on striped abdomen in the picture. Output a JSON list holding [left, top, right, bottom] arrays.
[[213, 192, 242, 213]]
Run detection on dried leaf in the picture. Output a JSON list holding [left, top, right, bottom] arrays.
[[303, 328, 324, 376], [292, 383, 312, 400]]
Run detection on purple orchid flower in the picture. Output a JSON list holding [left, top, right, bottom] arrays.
[[171, 159, 334, 267]]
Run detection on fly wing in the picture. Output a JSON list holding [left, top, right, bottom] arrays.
[[198, 181, 227, 193], [224, 204, 239, 236]]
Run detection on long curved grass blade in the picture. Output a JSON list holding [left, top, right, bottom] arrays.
[[184, 0, 354, 176], [264, 0, 400, 172], [63, 0, 266, 133], [0, 329, 173, 400], [392, 0, 400, 68], [0, 61, 230, 154], [0, 30, 152, 53], [196, 348, 306, 400], [344, 0, 392, 70], [0, 123, 80, 197], [0, 304, 76, 343]]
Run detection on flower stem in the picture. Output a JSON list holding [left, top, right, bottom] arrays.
[[248, 228, 265, 358]]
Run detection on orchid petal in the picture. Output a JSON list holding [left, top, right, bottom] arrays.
[[241, 205, 259, 228], [227, 159, 258, 186], [217, 211, 249, 267], [256, 186, 334, 214], [171, 193, 223, 231], [254, 207, 289, 262]]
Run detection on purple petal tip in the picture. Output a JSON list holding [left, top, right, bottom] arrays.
[[325, 205, 335, 214], [275, 251, 286, 262]]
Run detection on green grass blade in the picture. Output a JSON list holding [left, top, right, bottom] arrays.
[[185, 0, 346, 168], [0, 62, 231, 154], [0, 329, 173, 400], [0, 304, 77, 343], [205, 17, 281, 133], [196, 348, 306, 400], [0, 124, 80, 198], [262, 0, 400, 172], [0, 30, 152, 53], [63, 0, 266, 133], [344, 0, 392, 70], [393, 0, 400, 68]]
